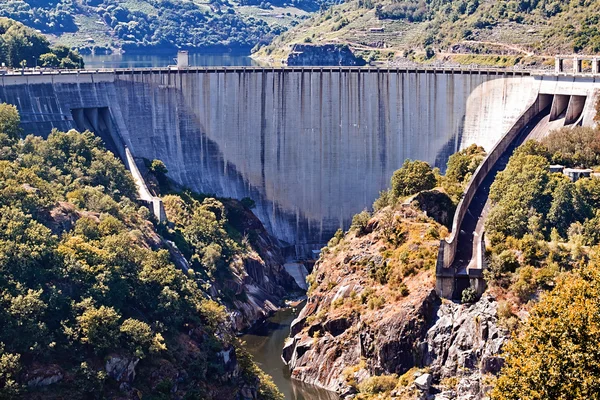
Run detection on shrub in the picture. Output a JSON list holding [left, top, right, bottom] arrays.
[[461, 287, 478, 304], [358, 374, 398, 395], [391, 160, 436, 198], [373, 189, 393, 211], [351, 210, 372, 236]]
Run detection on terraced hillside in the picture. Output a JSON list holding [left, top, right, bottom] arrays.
[[255, 0, 600, 66]]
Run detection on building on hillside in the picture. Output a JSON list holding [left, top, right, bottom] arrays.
[[563, 168, 593, 182], [549, 164, 565, 173]]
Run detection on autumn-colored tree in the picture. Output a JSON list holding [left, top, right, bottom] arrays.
[[492, 261, 600, 400]]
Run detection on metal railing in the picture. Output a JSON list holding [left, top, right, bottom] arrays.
[[0, 65, 552, 76]]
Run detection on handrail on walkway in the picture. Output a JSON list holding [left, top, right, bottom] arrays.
[[0, 65, 584, 77]]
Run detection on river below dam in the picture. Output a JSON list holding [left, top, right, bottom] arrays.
[[241, 302, 339, 400]]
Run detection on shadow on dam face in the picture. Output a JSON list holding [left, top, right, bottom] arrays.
[[71, 107, 123, 161]]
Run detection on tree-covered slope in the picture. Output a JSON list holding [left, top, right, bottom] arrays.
[[0, 104, 284, 399], [0, 18, 83, 68], [0, 0, 329, 54], [255, 0, 600, 66]]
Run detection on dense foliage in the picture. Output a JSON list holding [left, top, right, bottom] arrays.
[[486, 135, 600, 244], [491, 259, 600, 400], [0, 18, 83, 68], [0, 107, 280, 399], [390, 159, 437, 198], [442, 143, 486, 201], [0, 0, 296, 53]]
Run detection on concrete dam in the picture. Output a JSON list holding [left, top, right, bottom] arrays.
[[1, 68, 597, 255]]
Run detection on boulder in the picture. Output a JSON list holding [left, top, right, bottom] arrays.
[[105, 355, 139, 384], [26, 364, 63, 388], [415, 373, 432, 391]]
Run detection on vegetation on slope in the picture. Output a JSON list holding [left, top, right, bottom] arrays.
[[480, 120, 600, 397], [491, 260, 600, 400], [255, 0, 600, 65], [0, 0, 322, 54], [484, 133, 600, 311], [0, 104, 282, 399], [0, 18, 83, 68]]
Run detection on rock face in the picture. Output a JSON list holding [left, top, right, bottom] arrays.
[[105, 355, 140, 384], [280, 204, 508, 399], [281, 205, 443, 393], [218, 200, 300, 331], [25, 364, 64, 388], [422, 295, 509, 399], [287, 44, 367, 66], [284, 285, 439, 392]]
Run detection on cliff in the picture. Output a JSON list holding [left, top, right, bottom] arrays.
[[282, 202, 509, 399], [287, 44, 366, 66], [283, 204, 442, 392], [211, 198, 302, 331]]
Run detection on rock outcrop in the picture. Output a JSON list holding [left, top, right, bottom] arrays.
[[25, 364, 64, 388], [422, 295, 509, 399], [105, 355, 140, 384], [281, 204, 508, 399], [282, 204, 443, 392], [287, 44, 366, 66], [218, 199, 301, 331]]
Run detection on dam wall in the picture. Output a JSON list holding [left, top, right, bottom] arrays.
[[110, 70, 541, 250], [0, 69, 569, 253]]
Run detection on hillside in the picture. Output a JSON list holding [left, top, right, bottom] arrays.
[[0, 0, 326, 54], [0, 104, 294, 399], [254, 0, 600, 67], [284, 126, 600, 398]]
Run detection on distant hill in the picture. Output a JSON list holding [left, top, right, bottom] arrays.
[[254, 0, 600, 67], [0, 0, 341, 54]]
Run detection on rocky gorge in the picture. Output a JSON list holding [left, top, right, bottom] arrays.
[[281, 202, 510, 399]]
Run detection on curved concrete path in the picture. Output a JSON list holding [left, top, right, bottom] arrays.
[[450, 105, 553, 292]]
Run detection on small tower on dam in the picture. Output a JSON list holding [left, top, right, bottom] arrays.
[[177, 51, 189, 68]]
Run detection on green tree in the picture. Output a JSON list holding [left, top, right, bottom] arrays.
[[38, 52, 59, 68], [120, 318, 166, 358], [547, 181, 577, 238], [391, 159, 436, 198], [0, 104, 21, 140], [445, 143, 486, 185], [75, 301, 121, 354]]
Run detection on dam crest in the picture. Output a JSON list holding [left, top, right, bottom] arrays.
[[2, 67, 599, 256]]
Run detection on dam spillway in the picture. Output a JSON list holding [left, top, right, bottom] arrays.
[[0, 68, 595, 254]]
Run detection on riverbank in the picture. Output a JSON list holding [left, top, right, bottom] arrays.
[[241, 302, 340, 400]]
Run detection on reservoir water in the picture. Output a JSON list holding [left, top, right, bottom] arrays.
[[241, 303, 339, 400], [82, 51, 259, 69]]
